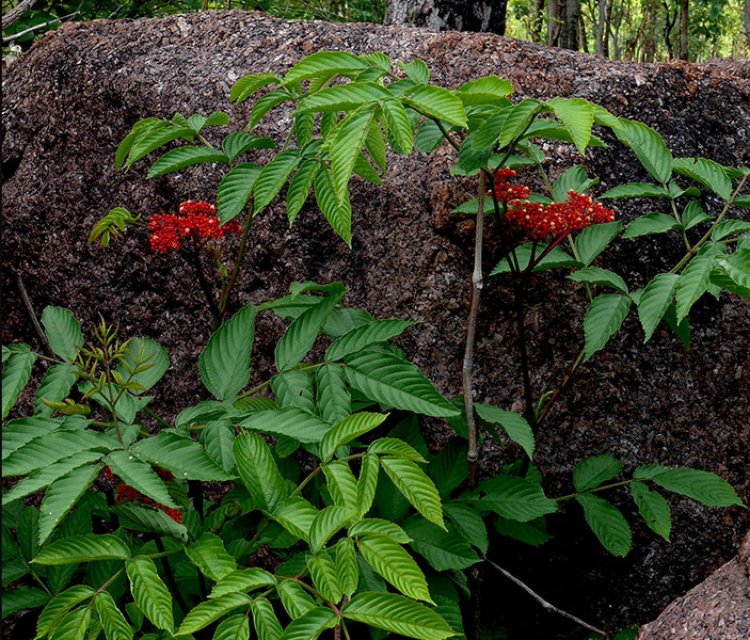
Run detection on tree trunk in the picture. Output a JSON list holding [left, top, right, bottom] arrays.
[[2, 0, 37, 29], [531, 0, 545, 42], [385, 0, 509, 35], [548, 0, 560, 45], [642, 0, 657, 62], [595, 0, 608, 55], [663, 0, 677, 59], [560, 0, 580, 50], [679, 0, 689, 59]]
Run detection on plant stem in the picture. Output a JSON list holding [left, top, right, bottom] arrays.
[[554, 478, 634, 502], [464, 172, 486, 489], [667, 193, 691, 251], [535, 348, 586, 425], [15, 272, 53, 357], [484, 558, 607, 637], [217, 211, 254, 323], [513, 276, 534, 425], [186, 240, 221, 329], [142, 406, 173, 430], [153, 537, 190, 613]]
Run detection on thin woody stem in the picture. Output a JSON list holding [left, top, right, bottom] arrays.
[[217, 210, 253, 322]]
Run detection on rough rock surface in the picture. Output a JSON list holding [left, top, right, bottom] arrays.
[[638, 530, 750, 640], [2, 11, 749, 634]]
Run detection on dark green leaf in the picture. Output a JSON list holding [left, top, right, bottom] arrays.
[[583, 294, 632, 361], [623, 213, 681, 239], [637, 273, 679, 342], [630, 481, 671, 542], [573, 455, 623, 491], [633, 465, 743, 507], [217, 163, 263, 224], [147, 146, 228, 178], [576, 493, 632, 557]]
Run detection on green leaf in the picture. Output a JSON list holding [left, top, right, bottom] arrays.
[[39, 464, 102, 546], [575, 220, 621, 266], [599, 182, 671, 199], [343, 592, 456, 640], [222, 132, 275, 163], [355, 454, 380, 517], [48, 606, 91, 640], [546, 98, 594, 155], [203, 421, 237, 474], [630, 481, 671, 542], [322, 462, 359, 513], [276, 580, 316, 618], [314, 167, 352, 246], [682, 201, 712, 229], [335, 538, 359, 597], [33, 534, 129, 566], [306, 554, 343, 604], [185, 532, 237, 582], [298, 82, 387, 113], [357, 534, 433, 603], [241, 408, 331, 444], [633, 465, 743, 507], [234, 433, 288, 511], [380, 98, 414, 155], [477, 476, 557, 522], [283, 51, 369, 85], [401, 517, 480, 571], [474, 404, 534, 459], [41, 307, 82, 362], [326, 319, 414, 362], [567, 267, 628, 293], [200, 305, 256, 401], [131, 431, 232, 481], [316, 365, 351, 425], [365, 120, 388, 173], [147, 146, 228, 178], [177, 593, 251, 635], [231, 72, 280, 103], [115, 504, 187, 542], [623, 213, 681, 239], [330, 109, 375, 201], [123, 123, 196, 169], [210, 568, 276, 599], [428, 440, 467, 498], [249, 90, 291, 130], [3, 349, 37, 420], [400, 59, 429, 83], [498, 99, 543, 148], [95, 591, 133, 640], [380, 457, 444, 528], [272, 371, 315, 414], [250, 597, 283, 640], [286, 159, 319, 225], [349, 518, 411, 544], [213, 614, 250, 640], [495, 517, 551, 547], [576, 493, 632, 557], [253, 150, 300, 214], [613, 119, 672, 184], [550, 166, 598, 203], [675, 254, 715, 323], [35, 585, 93, 637], [673, 157, 732, 200], [711, 219, 750, 242], [573, 455, 623, 492], [443, 502, 488, 554], [583, 294, 632, 361], [491, 242, 579, 275], [637, 273, 679, 342], [126, 556, 173, 632], [280, 607, 337, 640], [320, 412, 387, 462], [33, 364, 76, 417], [716, 250, 750, 291], [217, 163, 263, 224], [309, 506, 351, 553], [344, 350, 458, 418], [269, 497, 318, 541], [457, 75, 513, 105], [88, 207, 141, 247], [3, 429, 105, 477], [404, 85, 467, 129], [415, 119, 446, 153], [3, 586, 49, 620], [104, 450, 176, 508]]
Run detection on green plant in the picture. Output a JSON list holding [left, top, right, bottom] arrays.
[[4, 50, 748, 639]]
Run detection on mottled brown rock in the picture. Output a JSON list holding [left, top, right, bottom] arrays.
[[2, 11, 749, 634], [638, 529, 750, 640]]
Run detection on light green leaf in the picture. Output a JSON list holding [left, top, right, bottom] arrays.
[[254, 150, 300, 214], [126, 556, 174, 633], [283, 51, 369, 85], [717, 250, 750, 290], [286, 159, 319, 225], [380, 98, 414, 154], [673, 157, 732, 200], [682, 201, 712, 229], [209, 568, 277, 600], [35, 586, 94, 638], [365, 119, 387, 173], [33, 534, 129, 565], [322, 462, 359, 513], [401, 517, 480, 571], [217, 163, 263, 224], [241, 408, 331, 444], [477, 476, 557, 522], [637, 273, 679, 342], [335, 538, 359, 597], [623, 213, 681, 239], [381, 457, 444, 528], [355, 454, 380, 517], [230, 73, 280, 103], [213, 614, 250, 640], [550, 165, 598, 203], [344, 350, 458, 418], [343, 592, 456, 640], [491, 242, 579, 275], [123, 123, 196, 169], [49, 606, 91, 640], [474, 404, 534, 459], [309, 506, 351, 553], [583, 294, 632, 361], [39, 464, 102, 546], [131, 431, 232, 481], [316, 365, 351, 426], [177, 593, 252, 635], [270, 497, 318, 541], [547, 97, 594, 155], [404, 85, 468, 129], [276, 580, 316, 618], [105, 450, 176, 508], [185, 532, 237, 582], [457, 75, 513, 105], [3, 429, 106, 477], [199, 305, 256, 401], [633, 465, 743, 507], [358, 534, 433, 603], [576, 493, 632, 557], [41, 307, 82, 362], [3, 350, 37, 419], [306, 554, 343, 604], [613, 119, 672, 184], [250, 597, 283, 640], [95, 591, 133, 640], [326, 319, 415, 362], [573, 455, 623, 491], [280, 607, 337, 640], [675, 254, 716, 323], [498, 99, 543, 148], [249, 90, 291, 129], [222, 132, 275, 163], [630, 481, 671, 542], [315, 166, 353, 246], [415, 119, 446, 153], [34, 364, 78, 416], [444, 501, 488, 554], [711, 219, 750, 241], [599, 182, 672, 199], [330, 109, 375, 202], [320, 412, 388, 462], [575, 220, 621, 266], [298, 82, 387, 113], [234, 433, 287, 511], [147, 146, 228, 178], [567, 266, 628, 293], [349, 518, 411, 544], [272, 371, 315, 414]]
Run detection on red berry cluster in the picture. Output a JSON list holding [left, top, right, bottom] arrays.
[[148, 201, 242, 253], [491, 170, 616, 241], [102, 466, 183, 523]]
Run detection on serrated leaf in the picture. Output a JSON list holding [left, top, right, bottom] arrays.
[[234, 433, 287, 511], [41, 307, 82, 362], [599, 182, 672, 199], [567, 266, 629, 293], [95, 591, 133, 640], [105, 450, 176, 508], [38, 464, 102, 546], [210, 568, 277, 600], [673, 157, 732, 200], [253, 150, 300, 214], [309, 506, 351, 553], [477, 476, 558, 522], [33, 534, 129, 565], [33, 364, 77, 416], [349, 518, 411, 544], [415, 119, 446, 153], [120, 338, 168, 393], [583, 294, 632, 361], [623, 213, 681, 239], [241, 408, 331, 444], [637, 273, 679, 342], [315, 166, 352, 246], [177, 593, 251, 635], [249, 90, 291, 130], [343, 592, 455, 640], [48, 605, 91, 640], [213, 614, 250, 640], [716, 250, 750, 290], [443, 502, 488, 554], [3, 429, 106, 477], [330, 109, 374, 202], [283, 51, 369, 85], [498, 99, 543, 148], [131, 431, 232, 481], [2, 350, 37, 420], [250, 597, 283, 640], [306, 554, 343, 604], [270, 497, 318, 541], [126, 556, 173, 632], [280, 607, 337, 640], [358, 534, 433, 602], [272, 371, 315, 413], [326, 319, 414, 362], [185, 532, 237, 582], [231, 73, 280, 103], [276, 580, 316, 618], [613, 119, 672, 184], [356, 454, 380, 517], [124, 123, 196, 169], [35, 586, 93, 638], [675, 254, 715, 323], [200, 305, 256, 401], [402, 517, 480, 571], [576, 493, 632, 557], [633, 465, 743, 507], [428, 440, 467, 498], [3, 586, 50, 620], [217, 163, 263, 224], [316, 365, 351, 426], [547, 97, 594, 155], [711, 219, 750, 242], [380, 457, 444, 528], [404, 85, 467, 129], [114, 504, 187, 542], [475, 404, 534, 459], [573, 455, 623, 492], [222, 132, 275, 163], [203, 421, 236, 474], [298, 82, 387, 113], [380, 98, 414, 155], [630, 481, 671, 541], [322, 462, 359, 513], [147, 146, 228, 178], [344, 350, 457, 418], [682, 201, 712, 229], [320, 412, 388, 462], [491, 242, 579, 275], [335, 538, 359, 597], [286, 159, 319, 225], [550, 166, 598, 203], [575, 220, 621, 266], [457, 75, 513, 105]]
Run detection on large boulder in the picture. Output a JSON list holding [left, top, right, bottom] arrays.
[[2, 11, 749, 634]]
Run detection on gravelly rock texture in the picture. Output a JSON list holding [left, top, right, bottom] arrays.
[[2, 11, 749, 635]]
